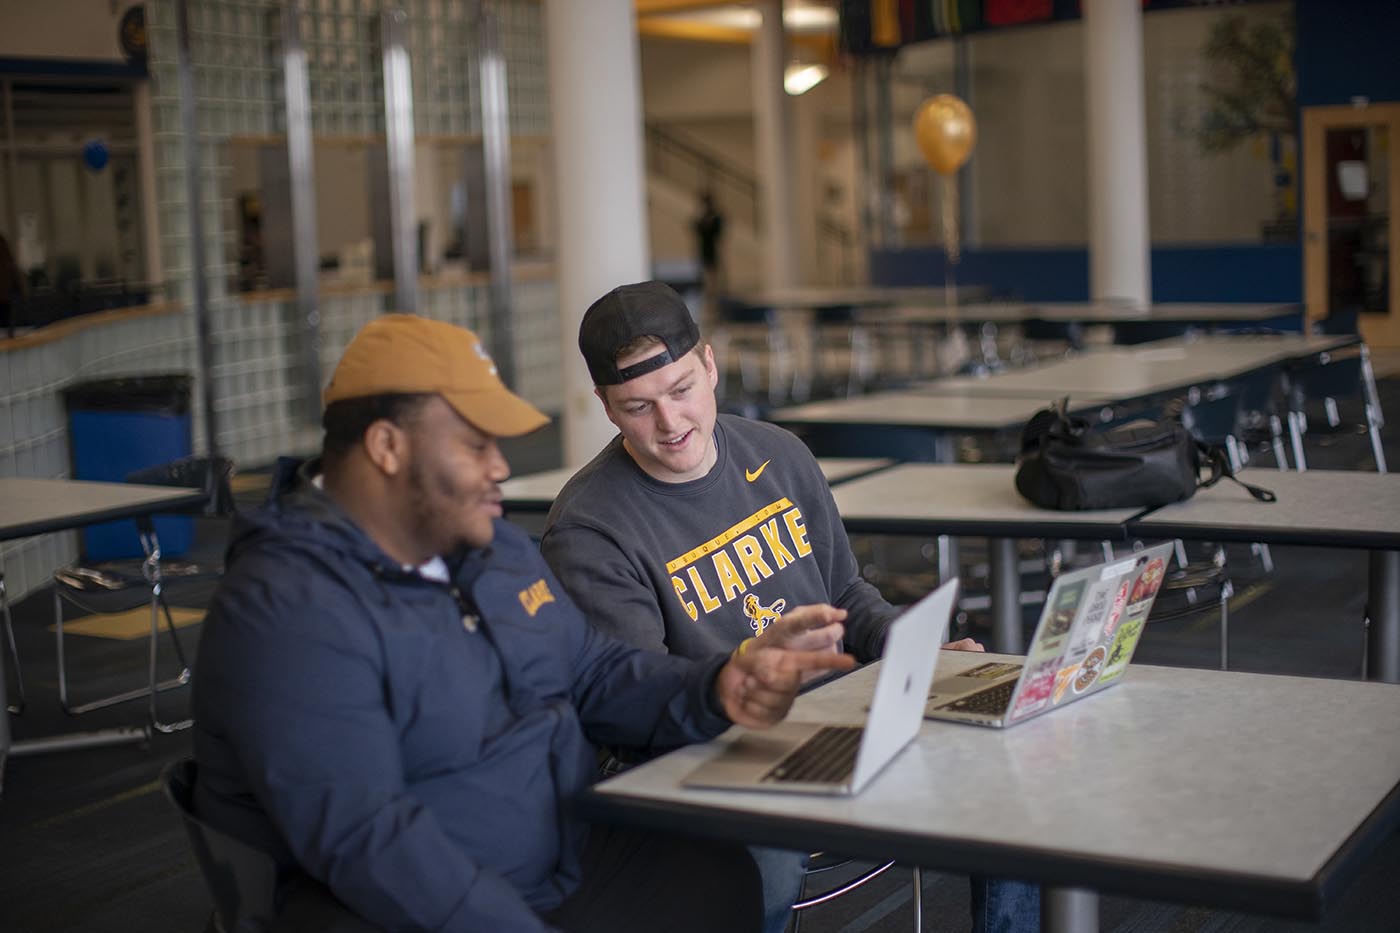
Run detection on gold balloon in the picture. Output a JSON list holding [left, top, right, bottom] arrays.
[[914, 94, 977, 175]]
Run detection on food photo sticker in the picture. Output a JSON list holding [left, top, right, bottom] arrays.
[[961, 661, 1023, 680], [1099, 617, 1146, 684], [1008, 657, 1059, 720], [1044, 579, 1087, 640], [1129, 557, 1166, 605], [1072, 645, 1108, 693]]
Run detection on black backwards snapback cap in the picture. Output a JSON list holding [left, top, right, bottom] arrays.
[[579, 280, 700, 385]]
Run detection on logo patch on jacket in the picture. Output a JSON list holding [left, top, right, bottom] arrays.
[[519, 579, 555, 617], [743, 594, 787, 636]]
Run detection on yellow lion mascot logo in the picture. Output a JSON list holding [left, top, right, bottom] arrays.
[[743, 594, 787, 637]]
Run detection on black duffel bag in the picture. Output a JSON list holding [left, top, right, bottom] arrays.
[[1014, 400, 1276, 511]]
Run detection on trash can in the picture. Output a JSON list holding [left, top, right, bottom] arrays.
[[64, 374, 194, 561]]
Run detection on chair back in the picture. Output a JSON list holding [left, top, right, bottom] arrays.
[[162, 758, 278, 933], [125, 455, 237, 517]]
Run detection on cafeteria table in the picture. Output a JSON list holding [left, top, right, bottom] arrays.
[[580, 649, 1400, 933], [500, 457, 896, 513], [0, 477, 210, 793], [830, 464, 1143, 654], [1127, 469, 1400, 682]]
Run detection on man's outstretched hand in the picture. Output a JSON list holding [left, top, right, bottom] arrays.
[[715, 630, 857, 730], [757, 603, 847, 652]]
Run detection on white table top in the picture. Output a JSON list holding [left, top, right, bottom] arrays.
[[1033, 302, 1302, 323], [830, 463, 1142, 539], [729, 285, 990, 310], [770, 392, 1109, 431], [864, 302, 1302, 328], [500, 458, 895, 511], [1129, 468, 1400, 549], [585, 651, 1400, 916], [0, 477, 209, 541], [926, 334, 1355, 401]]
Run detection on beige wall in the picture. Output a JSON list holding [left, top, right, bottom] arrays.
[[0, 0, 136, 63]]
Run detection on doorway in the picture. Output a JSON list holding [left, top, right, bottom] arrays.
[[1303, 102, 1400, 347]]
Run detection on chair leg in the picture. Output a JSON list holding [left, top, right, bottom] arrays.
[[1287, 409, 1308, 471], [54, 586, 192, 718], [140, 523, 193, 734], [912, 867, 923, 931], [1366, 404, 1387, 473], [1, 573, 24, 715], [1219, 578, 1233, 671]]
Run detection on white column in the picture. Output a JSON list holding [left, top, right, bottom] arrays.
[[546, 0, 650, 466], [1083, 0, 1150, 306], [752, 0, 799, 289]]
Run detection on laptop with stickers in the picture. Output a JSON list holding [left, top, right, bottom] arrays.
[[925, 542, 1174, 728], [682, 578, 959, 796]]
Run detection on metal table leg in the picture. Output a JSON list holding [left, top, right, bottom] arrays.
[[1042, 886, 1097, 933], [0, 656, 9, 795], [989, 537, 1023, 654], [1367, 549, 1399, 684]]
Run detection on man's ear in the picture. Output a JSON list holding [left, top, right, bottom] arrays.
[[702, 344, 718, 389], [594, 385, 620, 423], [362, 418, 409, 476]]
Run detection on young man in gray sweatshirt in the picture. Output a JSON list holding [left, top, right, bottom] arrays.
[[542, 281, 1037, 933]]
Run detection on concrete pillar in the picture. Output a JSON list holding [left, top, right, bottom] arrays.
[[1083, 0, 1151, 306], [752, 0, 799, 289], [546, 0, 650, 467]]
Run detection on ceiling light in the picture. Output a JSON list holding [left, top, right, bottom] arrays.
[[784, 62, 829, 95]]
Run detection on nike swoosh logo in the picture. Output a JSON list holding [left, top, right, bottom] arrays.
[[745, 460, 771, 482]]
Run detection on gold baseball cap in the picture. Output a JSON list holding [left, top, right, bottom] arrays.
[[324, 314, 549, 438]]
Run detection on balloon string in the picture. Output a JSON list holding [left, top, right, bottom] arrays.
[[941, 174, 959, 308]]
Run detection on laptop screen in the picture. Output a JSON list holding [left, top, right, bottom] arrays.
[[1005, 543, 1173, 724]]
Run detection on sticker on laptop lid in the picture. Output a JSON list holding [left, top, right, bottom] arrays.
[[1072, 645, 1108, 693], [1128, 557, 1166, 605], [1099, 617, 1146, 684], [1100, 556, 1140, 581], [1052, 663, 1081, 704], [1100, 580, 1132, 641], [1064, 581, 1115, 663], [1008, 658, 1058, 721]]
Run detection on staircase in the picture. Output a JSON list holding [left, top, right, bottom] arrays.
[[644, 122, 857, 285]]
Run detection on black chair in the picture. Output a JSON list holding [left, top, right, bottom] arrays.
[[162, 758, 278, 933], [52, 455, 234, 733]]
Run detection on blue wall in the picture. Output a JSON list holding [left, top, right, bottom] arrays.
[[871, 1, 1397, 305], [1295, 0, 1400, 108], [870, 244, 1303, 303]]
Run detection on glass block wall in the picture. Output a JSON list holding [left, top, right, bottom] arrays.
[[1, 0, 556, 598], [143, 0, 558, 467]]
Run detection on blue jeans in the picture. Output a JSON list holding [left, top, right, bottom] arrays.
[[748, 846, 808, 933], [971, 875, 1041, 933]]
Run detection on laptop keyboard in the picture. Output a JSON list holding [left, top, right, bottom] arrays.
[[761, 725, 864, 785], [937, 679, 1017, 716]]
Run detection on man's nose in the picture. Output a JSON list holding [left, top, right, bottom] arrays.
[[653, 399, 680, 431], [487, 442, 511, 481]]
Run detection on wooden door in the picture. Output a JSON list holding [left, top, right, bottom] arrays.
[[1303, 102, 1400, 347]]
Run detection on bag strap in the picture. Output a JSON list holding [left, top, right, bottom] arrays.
[[1196, 444, 1277, 503]]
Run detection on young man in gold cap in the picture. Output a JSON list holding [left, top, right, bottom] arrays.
[[542, 282, 1037, 933], [192, 313, 854, 932]]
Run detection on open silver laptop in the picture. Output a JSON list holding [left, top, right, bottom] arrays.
[[926, 542, 1174, 728], [682, 578, 959, 796]]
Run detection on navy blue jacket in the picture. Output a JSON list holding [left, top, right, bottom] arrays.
[[192, 474, 733, 931]]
